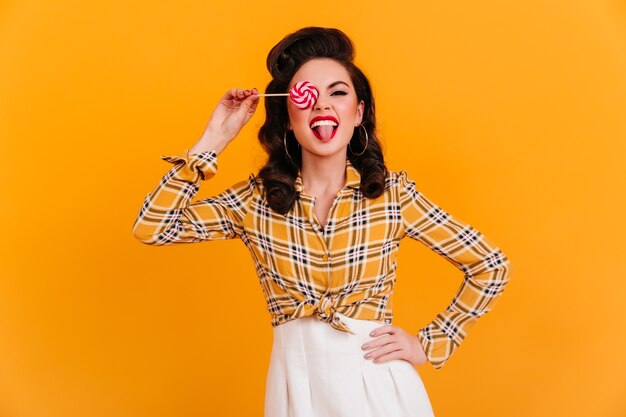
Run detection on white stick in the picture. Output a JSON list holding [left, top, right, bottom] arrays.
[[253, 93, 289, 97]]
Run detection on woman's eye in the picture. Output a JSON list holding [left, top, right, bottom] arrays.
[[331, 91, 348, 96]]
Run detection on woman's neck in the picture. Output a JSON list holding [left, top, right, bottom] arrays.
[[300, 151, 347, 196]]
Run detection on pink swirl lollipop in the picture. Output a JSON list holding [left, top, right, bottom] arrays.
[[252, 81, 319, 109], [288, 81, 319, 109]]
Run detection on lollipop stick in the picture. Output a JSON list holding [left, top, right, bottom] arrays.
[[253, 93, 289, 97]]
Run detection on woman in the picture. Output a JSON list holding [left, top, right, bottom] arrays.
[[132, 27, 512, 417]]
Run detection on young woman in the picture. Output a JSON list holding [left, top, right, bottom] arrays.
[[132, 27, 512, 417]]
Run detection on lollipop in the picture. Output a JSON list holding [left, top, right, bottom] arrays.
[[253, 81, 319, 109], [288, 81, 319, 109]]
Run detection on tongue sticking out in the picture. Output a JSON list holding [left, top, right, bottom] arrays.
[[316, 125, 335, 141]]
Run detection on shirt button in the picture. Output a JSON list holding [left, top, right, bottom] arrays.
[[322, 254, 329, 262]]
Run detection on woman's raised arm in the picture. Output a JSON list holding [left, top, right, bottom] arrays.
[[131, 88, 260, 245]]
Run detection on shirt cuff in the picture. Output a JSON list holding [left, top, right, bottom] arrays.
[[417, 325, 455, 370], [160, 149, 218, 181]]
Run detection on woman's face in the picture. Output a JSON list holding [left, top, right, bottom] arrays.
[[287, 58, 364, 159]]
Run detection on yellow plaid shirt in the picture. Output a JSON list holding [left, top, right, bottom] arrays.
[[132, 149, 512, 369]]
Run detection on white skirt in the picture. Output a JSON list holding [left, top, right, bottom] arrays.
[[264, 312, 435, 417]]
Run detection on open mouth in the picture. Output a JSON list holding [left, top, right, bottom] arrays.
[[309, 117, 339, 142]]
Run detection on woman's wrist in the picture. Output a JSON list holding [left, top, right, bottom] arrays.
[[189, 133, 230, 157]]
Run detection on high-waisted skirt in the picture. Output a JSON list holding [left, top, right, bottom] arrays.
[[264, 312, 435, 417]]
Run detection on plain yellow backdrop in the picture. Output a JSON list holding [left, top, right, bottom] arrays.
[[1, 0, 625, 416]]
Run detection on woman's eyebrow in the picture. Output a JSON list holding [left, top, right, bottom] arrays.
[[328, 81, 350, 88]]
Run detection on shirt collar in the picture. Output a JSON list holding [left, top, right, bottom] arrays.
[[295, 159, 361, 194]]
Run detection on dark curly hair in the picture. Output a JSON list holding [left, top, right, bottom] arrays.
[[257, 26, 388, 215]]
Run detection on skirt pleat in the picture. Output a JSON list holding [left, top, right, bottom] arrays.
[[265, 312, 435, 417]]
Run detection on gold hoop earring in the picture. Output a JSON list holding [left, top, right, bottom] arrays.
[[349, 124, 369, 156], [284, 130, 299, 160]]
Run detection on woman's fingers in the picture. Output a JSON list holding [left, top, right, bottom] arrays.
[[224, 87, 259, 104], [362, 334, 394, 352], [225, 88, 243, 100], [360, 326, 428, 366], [372, 350, 407, 364], [365, 342, 403, 362], [234, 88, 260, 113]]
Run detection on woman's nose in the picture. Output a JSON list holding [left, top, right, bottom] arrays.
[[314, 100, 331, 111]]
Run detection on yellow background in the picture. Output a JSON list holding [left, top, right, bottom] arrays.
[[1, 0, 625, 416]]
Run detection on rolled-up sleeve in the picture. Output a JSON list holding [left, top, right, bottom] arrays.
[[398, 170, 512, 370], [131, 149, 256, 245]]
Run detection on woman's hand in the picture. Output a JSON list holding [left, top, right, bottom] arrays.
[[192, 88, 260, 156], [361, 324, 429, 367]]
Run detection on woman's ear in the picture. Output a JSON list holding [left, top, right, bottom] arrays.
[[355, 100, 365, 126]]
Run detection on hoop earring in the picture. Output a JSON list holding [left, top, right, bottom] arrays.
[[349, 124, 369, 156], [283, 130, 299, 160]]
